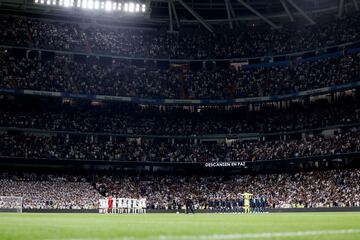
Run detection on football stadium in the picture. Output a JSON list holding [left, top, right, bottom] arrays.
[[1, 0, 360, 239]]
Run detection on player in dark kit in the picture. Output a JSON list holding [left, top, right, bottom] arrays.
[[208, 196, 214, 212], [238, 196, 244, 213], [185, 197, 195, 214]]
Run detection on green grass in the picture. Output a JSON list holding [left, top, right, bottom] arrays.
[[1, 212, 360, 240]]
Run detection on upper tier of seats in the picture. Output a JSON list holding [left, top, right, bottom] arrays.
[[1, 49, 359, 99], [0, 13, 360, 60]]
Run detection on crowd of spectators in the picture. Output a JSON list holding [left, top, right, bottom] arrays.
[[29, 19, 88, 51], [1, 96, 359, 135], [0, 173, 98, 209], [1, 169, 359, 209], [2, 12, 360, 212], [0, 16, 29, 47], [0, 128, 359, 162], [1, 13, 360, 58], [98, 169, 360, 209], [1, 49, 360, 99]]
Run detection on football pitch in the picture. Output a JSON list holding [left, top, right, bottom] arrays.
[[1, 212, 360, 240]]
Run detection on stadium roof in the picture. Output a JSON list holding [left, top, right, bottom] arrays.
[[0, 0, 359, 32]]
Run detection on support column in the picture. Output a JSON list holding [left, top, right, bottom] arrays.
[[224, 0, 234, 29], [353, 0, 359, 10], [280, 0, 294, 22], [338, 0, 345, 17], [168, 1, 174, 32], [286, 0, 316, 25], [171, 1, 180, 29], [177, 0, 215, 34], [237, 0, 281, 28]]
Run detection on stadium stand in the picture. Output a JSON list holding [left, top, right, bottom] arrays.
[[0, 95, 359, 135], [1, 169, 359, 210], [0, 173, 98, 209], [96, 169, 360, 209], [1, 49, 360, 99], [1, 8, 360, 214], [0, 13, 360, 58], [4, 0, 360, 239], [0, 128, 359, 162]]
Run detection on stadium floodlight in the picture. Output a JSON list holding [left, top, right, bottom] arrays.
[[105, 1, 112, 11], [94, 0, 99, 9], [135, 3, 140, 12], [64, 0, 70, 7], [87, 0, 93, 9], [118, 2, 122, 10], [40, 0, 45, 4], [141, 3, 145, 12], [34, 0, 39, 3], [129, 2, 135, 12], [52, 0, 57, 5], [124, 2, 128, 12], [82, 0, 88, 9], [112, 2, 117, 10]]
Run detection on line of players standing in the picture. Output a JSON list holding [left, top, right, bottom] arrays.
[[208, 195, 269, 213]]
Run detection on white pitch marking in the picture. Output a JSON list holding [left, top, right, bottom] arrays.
[[145, 229, 360, 240], [50, 228, 360, 240]]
